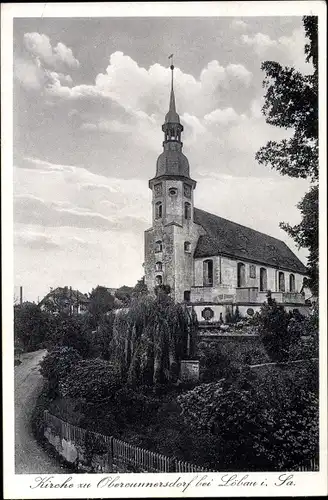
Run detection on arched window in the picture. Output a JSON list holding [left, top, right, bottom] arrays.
[[203, 259, 213, 286], [249, 264, 256, 278], [155, 240, 162, 253], [237, 262, 246, 287], [184, 202, 191, 220], [289, 274, 295, 292], [155, 275, 163, 286], [155, 262, 162, 271], [278, 271, 285, 292], [184, 290, 191, 302], [184, 241, 191, 253], [155, 202, 162, 219], [260, 267, 267, 291]]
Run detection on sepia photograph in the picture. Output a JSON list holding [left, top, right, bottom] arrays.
[[2, 2, 327, 498]]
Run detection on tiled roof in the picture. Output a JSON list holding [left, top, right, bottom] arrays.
[[193, 208, 307, 274], [39, 287, 90, 305]]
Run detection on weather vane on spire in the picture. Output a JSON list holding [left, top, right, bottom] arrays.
[[168, 53, 174, 70]]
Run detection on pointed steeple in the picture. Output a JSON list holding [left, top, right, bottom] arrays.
[[165, 63, 180, 124], [162, 58, 183, 146], [149, 55, 196, 186]]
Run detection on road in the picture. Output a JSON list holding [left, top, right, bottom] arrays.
[[15, 349, 67, 473]]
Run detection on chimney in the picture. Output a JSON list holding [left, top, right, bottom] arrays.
[[20, 286, 23, 306]]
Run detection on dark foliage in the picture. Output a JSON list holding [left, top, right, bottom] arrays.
[[40, 346, 82, 397], [255, 16, 318, 294], [14, 302, 48, 352]]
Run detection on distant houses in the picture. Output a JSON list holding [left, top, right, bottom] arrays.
[[38, 286, 89, 315]]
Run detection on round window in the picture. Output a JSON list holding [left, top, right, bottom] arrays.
[[169, 187, 177, 196]]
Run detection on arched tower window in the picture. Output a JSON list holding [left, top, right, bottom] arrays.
[[260, 267, 267, 291], [155, 202, 162, 219], [184, 241, 191, 253], [237, 262, 246, 287], [155, 275, 163, 286], [184, 202, 191, 220], [203, 259, 213, 286], [155, 262, 162, 271], [278, 271, 285, 292], [155, 240, 162, 253], [289, 274, 295, 292]]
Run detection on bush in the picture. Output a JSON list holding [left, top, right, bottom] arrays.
[[40, 347, 81, 397], [14, 302, 49, 352], [258, 294, 291, 361], [60, 358, 121, 403], [46, 315, 91, 357], [178, 366, 319, 471], [198, 344, 234, 382]]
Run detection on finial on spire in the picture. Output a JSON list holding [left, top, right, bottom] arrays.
[[164, 54, 180, 125], [168, 53, 174, 70]]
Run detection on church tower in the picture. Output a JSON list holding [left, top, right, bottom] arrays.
[[144, 61, 198, 302]]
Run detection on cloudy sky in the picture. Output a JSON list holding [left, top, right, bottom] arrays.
[[13, 15, 313, 303]]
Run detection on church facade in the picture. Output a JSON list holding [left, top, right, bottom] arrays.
[[144, 65, 308, 323]]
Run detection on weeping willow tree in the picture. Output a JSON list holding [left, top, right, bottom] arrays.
[[111, 293, 194, 387]]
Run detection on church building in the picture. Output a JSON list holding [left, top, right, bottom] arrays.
[[144, 64, 308, 323]]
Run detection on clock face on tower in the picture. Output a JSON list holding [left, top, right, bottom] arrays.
[[184, 184, 191, 198]]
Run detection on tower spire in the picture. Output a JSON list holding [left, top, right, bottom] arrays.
[[165, 54, 180, 124]]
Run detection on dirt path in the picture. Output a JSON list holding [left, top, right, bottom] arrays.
[[15, 349, 67, 473]]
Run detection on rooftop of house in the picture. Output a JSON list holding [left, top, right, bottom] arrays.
[[39, 287, 90, 305], [193, 207, 308, 274]]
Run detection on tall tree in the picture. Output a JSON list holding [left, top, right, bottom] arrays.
[[255, 16, 318, 294], [14, 302, 47, 351], [88, 286, 115, 328]]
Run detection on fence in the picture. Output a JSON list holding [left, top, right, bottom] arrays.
[[44, 411, 319, 473], [44, 411, 213, 473], [296, 457, 319, 471]]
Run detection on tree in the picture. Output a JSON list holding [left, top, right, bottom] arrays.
[[88, 286, 115, 328], [45, 315, 90, 356], [111, 294, 190, 387], [114, 285, 134, 306], [40, 346, 82, 396], [131, 277, 149, 299], [257, 292, 291, 362], [14, 302, 47, 351], [255, 16, 318, 294]]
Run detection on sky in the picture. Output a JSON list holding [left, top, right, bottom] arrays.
[[13, 15, 313, 303]]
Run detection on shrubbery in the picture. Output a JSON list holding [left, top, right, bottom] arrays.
[[40, 346, 82, 397], [178, 367, 319, 471], [59, 358, 121, 403], [258, 293, 318, 362]]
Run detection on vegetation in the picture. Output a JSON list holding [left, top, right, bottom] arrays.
[[14, 302, 48, 352], [111, 293, 190, 387], [27, 275, 318, 472], [39, 346, 82, 396], [178, 366, 318, 471], [87, 286, 115, 328], [257, 292, 318, 362], [256, 16, 318, 294]]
